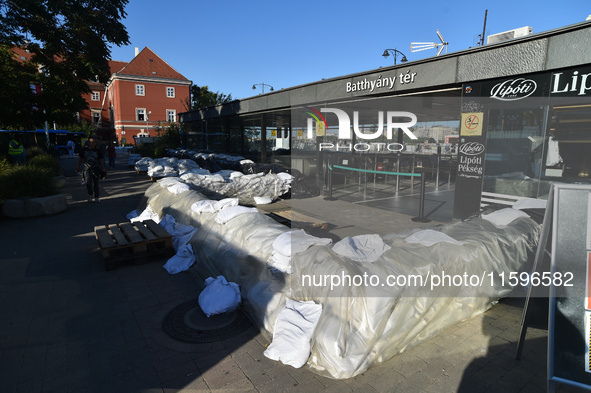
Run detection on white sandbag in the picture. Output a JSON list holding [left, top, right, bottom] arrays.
[[332, 234, 391, 263], [268, 252, 292, 274], [198, 276, 241, 317], [254, 196, 272, 205], [158, 214, 198, 251], [404, 229, 464, 246], [163, 244, 196, 274], [264, 299, 322, 368], [167, 182, 190, 195], [130, 205, 160, 223], [482, 208, 529, 227], [215, 206, 258, 224], [213, 198, 239, 211]]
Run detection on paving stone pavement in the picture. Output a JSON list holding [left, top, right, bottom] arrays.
[[0, 154, 584, 392]]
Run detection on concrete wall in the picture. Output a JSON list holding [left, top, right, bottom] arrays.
[[180, 20, 591, 123]]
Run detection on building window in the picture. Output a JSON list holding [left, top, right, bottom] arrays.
[[91, 110, 101, 124], [91, 91, 100, 101], [135, 84, 145, 96], [166, 110, 176, 122], [136, 108, 146, 121], [166, 87, 175, 98]]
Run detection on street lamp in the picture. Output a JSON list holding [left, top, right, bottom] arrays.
[[252, 83, 274, 94], [382, 49, 408, 65]]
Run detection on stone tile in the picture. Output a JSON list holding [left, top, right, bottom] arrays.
[[200, 356, 252, 391]]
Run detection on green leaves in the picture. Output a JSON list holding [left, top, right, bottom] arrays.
[[0, 0, 130, 128]]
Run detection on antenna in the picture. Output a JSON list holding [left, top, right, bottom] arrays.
[[411, 29, 449, 56]]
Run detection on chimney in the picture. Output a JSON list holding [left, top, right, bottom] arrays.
[[134, 47, 139, 57]]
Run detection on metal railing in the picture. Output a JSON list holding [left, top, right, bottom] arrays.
[[326, 159, 431, 222]]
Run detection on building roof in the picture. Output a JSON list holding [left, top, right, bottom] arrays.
[[109, 60, 127, 74], [114, 47, 189, 81]]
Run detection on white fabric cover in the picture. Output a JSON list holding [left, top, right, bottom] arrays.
[[482, 208, 529, 226], [163, 244, 196, 274], [332, 234, 392, 262], [139, 183, 541, 379], [264, 299, 322, 368], [215, 206, 258, 224], [272, 230, 332, 257], [404, 229, 464, 246], [512, 198, 548, 210], [198, 276, 241, 317], [269, 230, 332, 274]]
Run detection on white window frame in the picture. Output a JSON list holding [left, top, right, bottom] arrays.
[[136, 108, 146, 121], [91, 110, 101, 124], [166, 109, 177, 122], [135, 84, 145, 96], [91, 91, 100, 101], [166, 86, 175, 98]]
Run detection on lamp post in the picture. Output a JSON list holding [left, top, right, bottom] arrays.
[[382, 49, 408, 65], [146, 111, 151, 136], [252, 83, 274, 94]]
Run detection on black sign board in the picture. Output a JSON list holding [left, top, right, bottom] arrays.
[[453, 107, 487, 219]]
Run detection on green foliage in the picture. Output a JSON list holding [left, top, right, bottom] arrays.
[[0, 158, 11, 173], [190, 85, 233, 109], [0, 166, 57, 201], [26, 146, 46, 161], [65, 120, 96, 137], [0, 1, 130, 129], [29, 154, 61, 176]]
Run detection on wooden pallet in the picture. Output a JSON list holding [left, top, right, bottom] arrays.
[[269, 209, 328, 230], [94, 219, 174, 270]]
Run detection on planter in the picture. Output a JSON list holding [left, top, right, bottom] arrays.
[[2, 194, 67, 218]]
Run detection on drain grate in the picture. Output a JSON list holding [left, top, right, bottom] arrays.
[[162, 298, 253, 343]]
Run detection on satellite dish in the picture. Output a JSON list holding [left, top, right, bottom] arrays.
[[411, 29, 449, 56]]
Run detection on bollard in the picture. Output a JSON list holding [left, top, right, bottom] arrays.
[[412, 173, 431, 223], [324, 154, 336, 201], [396, 153, 401, 193]]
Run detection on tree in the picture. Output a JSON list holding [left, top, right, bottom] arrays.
[[190, 85, 233, 109], [0, 0, 130, 128]]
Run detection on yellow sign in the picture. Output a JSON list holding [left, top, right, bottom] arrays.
[[461, 112, 483, 136], [315, 121, 325, 136], [271, 130, 277, 137], [297, 130, 303, 137]]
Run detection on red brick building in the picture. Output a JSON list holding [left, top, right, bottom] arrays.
[[80, 47, 192, 145]]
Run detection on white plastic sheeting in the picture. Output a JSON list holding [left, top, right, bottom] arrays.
[[139, 183, 541, 378]]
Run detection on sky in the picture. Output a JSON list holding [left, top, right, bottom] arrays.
[[109, 0, 591, 101]]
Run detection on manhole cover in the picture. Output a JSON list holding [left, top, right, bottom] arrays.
[[162, 298, 252, 343]]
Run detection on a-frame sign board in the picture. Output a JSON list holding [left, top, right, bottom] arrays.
[[516, 186, 554, 360], [517, 183, 591, 392]]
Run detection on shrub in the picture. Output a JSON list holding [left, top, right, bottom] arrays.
[[0, 166, 57, 201], [29, 154, 61, 176], [0, 158, 11, 175]]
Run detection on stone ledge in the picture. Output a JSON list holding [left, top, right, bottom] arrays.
[[2, 194, 68, 218]]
